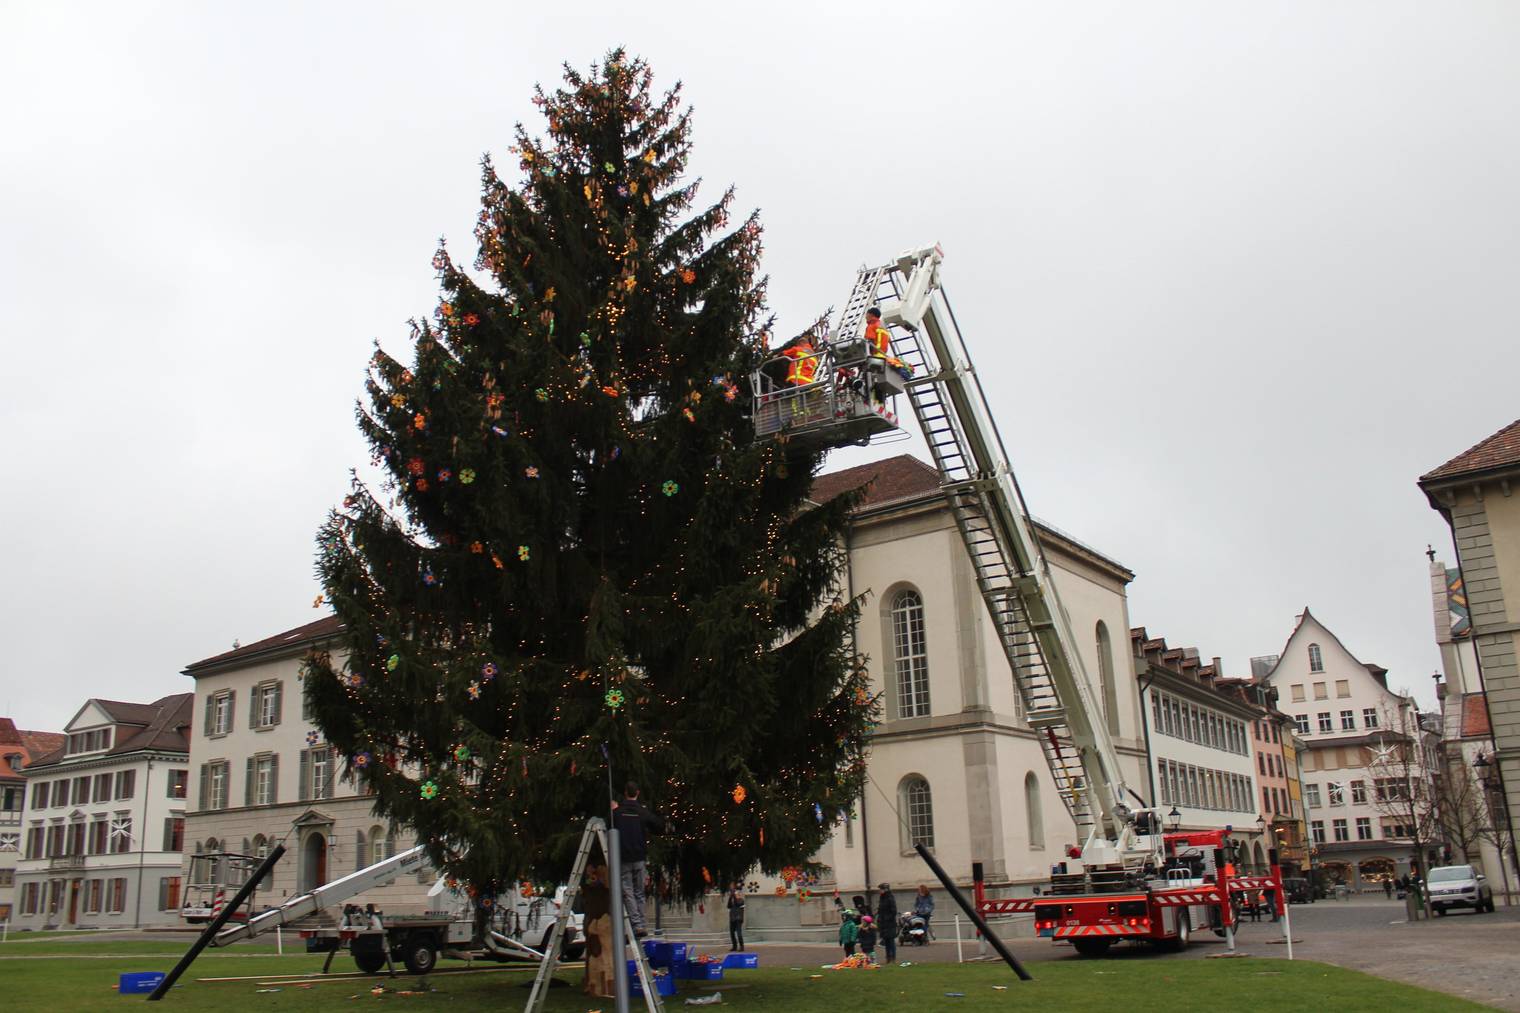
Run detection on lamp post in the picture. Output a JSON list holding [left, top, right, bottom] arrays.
[[1168, 806, 1181, 833], [1256, 815, 1267, 874]]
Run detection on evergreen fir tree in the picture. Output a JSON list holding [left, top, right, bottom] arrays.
[[304, 50, 877, 901]]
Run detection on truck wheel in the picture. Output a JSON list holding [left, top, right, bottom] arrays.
[[1161, 911, 1190, 952], [1071, 939, 1112, 957], [353, 950, 387, 975], [400, 935, 438, 974]]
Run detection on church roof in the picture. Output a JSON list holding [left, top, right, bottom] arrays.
[[1421, 418, 1520, 484]]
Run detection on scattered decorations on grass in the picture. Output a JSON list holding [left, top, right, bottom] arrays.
[[830, 953, 877, 970]]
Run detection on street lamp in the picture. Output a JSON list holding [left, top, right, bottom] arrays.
[[1168, 806, 1182, 832]]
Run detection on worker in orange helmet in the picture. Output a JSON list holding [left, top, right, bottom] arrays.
[[863, 307, 891, 358], [783, 338, 819, 386]]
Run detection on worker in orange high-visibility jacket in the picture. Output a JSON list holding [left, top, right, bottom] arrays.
[[784, 341, 819, 385], [863, 307, 891, 358]]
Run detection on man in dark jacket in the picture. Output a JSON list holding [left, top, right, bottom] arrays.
[[612, 782, 665, 936], [876, 883, 899, 963]]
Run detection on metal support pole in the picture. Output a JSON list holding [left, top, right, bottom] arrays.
[[955, 915, 963, 962], [609, 826, 630, 1013], [914, 844, 1030, 981], [148, 844, 285, 1000]]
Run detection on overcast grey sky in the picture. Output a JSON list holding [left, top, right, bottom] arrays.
[[4, 1, 1516, 730]]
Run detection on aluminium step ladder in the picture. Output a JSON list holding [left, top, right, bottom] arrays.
[[526, 817, 663, 1012]]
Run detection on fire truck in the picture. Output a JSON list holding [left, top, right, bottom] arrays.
[[757, 246, 1285, 955]]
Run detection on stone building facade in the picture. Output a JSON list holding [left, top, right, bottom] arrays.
[[1261, 610, 1436, 890], [180, 620, 435, 917], [0, 719, 64, 924], [11, 697, 191, 929], [1420, 419, 1520, 889]]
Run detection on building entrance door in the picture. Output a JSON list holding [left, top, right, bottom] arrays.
[[301, 831, 328, 894], [67, 879, 79, 924]]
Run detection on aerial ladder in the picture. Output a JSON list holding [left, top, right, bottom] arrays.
[[755, 246, 1287, 954]]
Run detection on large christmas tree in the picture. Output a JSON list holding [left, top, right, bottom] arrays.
[[304, 51, 877, 901]]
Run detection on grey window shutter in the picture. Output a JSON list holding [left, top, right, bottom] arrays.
[[157, 878, 167, 911], [269, 754, 279, 805], [356, 830, 367, 873], [198, 764, 209, 811], [323, 748, 335, 799], [162, 818, 172, 852], [227, 690, 236, 730], [273, 682, 283, 726], [245, 757, 255, 807], [203, 696, 214, 737], [249, 688, 259, 729], [299, 750, 310, 802]]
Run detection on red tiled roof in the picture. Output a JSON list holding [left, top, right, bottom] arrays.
[[185, 615, 345, 672], [808, 455, 942, 510], [1462, 693, 1493, 738], [1421, 419, 1520, 483], [21, 731, 64, 758], [26, 694, 192, 769]]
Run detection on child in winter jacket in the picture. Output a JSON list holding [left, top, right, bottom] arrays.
[[857, 915, 878, 962], [838, 910, 860, 957]]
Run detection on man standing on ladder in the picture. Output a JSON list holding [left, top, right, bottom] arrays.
[[612, 782, 665, 938]]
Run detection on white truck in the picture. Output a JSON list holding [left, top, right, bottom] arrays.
[[207, 844, 584, 975]]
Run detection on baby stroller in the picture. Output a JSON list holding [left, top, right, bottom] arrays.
[[900, 911, 932, 946]]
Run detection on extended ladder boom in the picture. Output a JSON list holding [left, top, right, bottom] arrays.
[[844, 246, 1137, 853], [212, 844, 429, 946]]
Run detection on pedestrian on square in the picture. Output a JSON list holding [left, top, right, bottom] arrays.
[[876, 883, 899, 964], [611, 781, 665, 937], [727, 882, 746, 952], [838, 908, 859, 958], [857, 915, 878, 963], [1383, 878, 1393, 899]]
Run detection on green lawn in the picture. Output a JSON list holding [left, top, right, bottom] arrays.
[[0, 945, 1488, 1013]]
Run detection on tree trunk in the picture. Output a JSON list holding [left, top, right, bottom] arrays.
[[582, 863, 614, 997]]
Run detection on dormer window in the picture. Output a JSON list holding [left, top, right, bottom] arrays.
[[1308, 643, 1324, 673], [65, 728, 113, 755]]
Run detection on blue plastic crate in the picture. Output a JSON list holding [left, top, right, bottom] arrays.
[[642, 938, 661, 963], [627, 965, 677, 997], [723, 951, 759, 969], [119, 972, 166, 995], [674, 960, 724, 981], [653, 940, 687, 967]]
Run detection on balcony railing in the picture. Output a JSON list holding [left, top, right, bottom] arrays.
[[48, 854, 86, 871]]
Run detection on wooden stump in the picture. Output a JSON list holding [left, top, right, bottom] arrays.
[[582, 861, 614, 997]]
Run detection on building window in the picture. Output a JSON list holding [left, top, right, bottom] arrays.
[[1317, 712, 1332, 734], [115, 770, 136, 801], [1308, 644, 1324, 673], [88, 816, 108, 854], [167, 770, 188, 799], [1095, 622, 1119, 736], [110, 814, 133, 854], [300, 747, 335, 801], [1262, 786, 1270, 814], [1257, 753, 1266, 775], [92, 773, 112, 803], [1023, 772, 1044, 848], [1188, 767, 1200, 808], [1332, 819, 1349, 842], [200, 761, 229, 811], [1374, 777, 1407, 803], [1335, 679, 1350, 698], [0, 832, 17, 853], [53, 780, 68, 807], [1311, 820, 1325, 844], [253, 834, 269, 860], [1313, 682, 1327, 700], [1327, 782, 1344, 806], [1355, 817, 1372, 841], [1362, 708, 1379, 729], [1339, 710, 1355, 731], [21, 882, 40, 915], [1271, 724, 1280, 744], [1350, 780, 1366, 805], [900, 776, 934, 850], [247, 754, 278, 807], [206, 690, 235, 737], [107, 878, 127, 914], [158, 876, 182, 911], [162, 816, 185, 852], [252, 682, 283, 729], [31, 782, 48, 809], [890, 590, 931, 718], [1294, 714, 1309, 734], [1290, 684, 1305, 702]]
